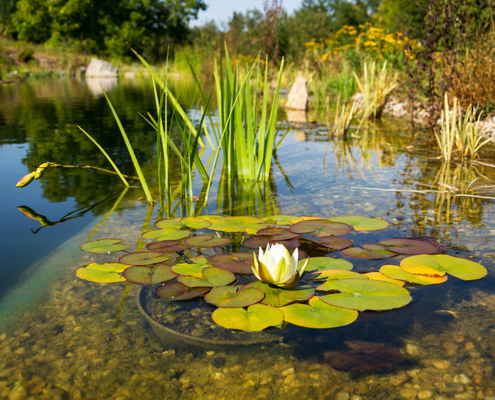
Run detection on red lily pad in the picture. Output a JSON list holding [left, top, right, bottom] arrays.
[[377, 238, 439, 255], [122, 263, 177, 285], [207, 254, 253, 274], [230, 252, 255, 266], [146, 240, 190, 253], [289, 220, 352, 237], [185, 235, 231, 248], [155, 282, 210, 301], [204, 286, 265, 308], [324, 341, 403, 372], [118, 252, 172, 266], [315, 236, 353, 250], [256, 227, 299, 241], [340, 244, 397, 259], [243, 235, 271, 249]]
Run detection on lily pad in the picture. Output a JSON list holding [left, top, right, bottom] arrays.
[[207, 254, 253, 274], [76, 262, 127, 283], [378, 238, 439, 255], [298, 257, 353, 272], [230, 252, 255, 266], [399, 254, 487, 281], [263, 215, 301, 225], [324, 341, 403, 372], [244, 281, 315, 307], [155, 282, 210, 301], [118, 252, 172, 266], [206, 216, 268, 233], [281, 296, 358, 329], [379, 265, 448, 285], [289, 220, 352, 237], [306, 270, 368, 282], [256, 227, 299, 241], [155, 217, 211, 230], [80, 238, 130, 253], [189, 256, 212, 266], [317, 236, 353, 250], [243, 235, 271, 249], [171, 263, 210, 278], [364, 272, 405, 287], [146, 240, 190, 253], [142, 228, 190, 240], [328, 216, 390, 231], [211, 304, 284, 332], [122, 263, 177, 285], [340, 244, 396, 259], [205, 286, 265, 308], [185, 235, 231, 248], [318, 279, 412, 311], [177, 267, 236, 288]]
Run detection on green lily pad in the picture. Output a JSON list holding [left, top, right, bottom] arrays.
[[364, 272, 405, 286], [378, 238, 439, 255], [142, 228, 190, 240], [206, 216, 268, 233], [207, 254, 253, 274], [340, 244, 397, 259], [298, 257, 353, 272], [155, 282, 210, 301], [318, 279, 412, 311], [328, 216, 390, 231], [76, 262, 127, 283], [80, 238, 130, 253], [171, 262, 210, 278], [399, 254, 487, 281], [281, 296, 358, 329], [205, 286, 265, 308], [306, 270, 368, 282], [177, 267, 236, 288], [212, 304, 284, 332], [146, 240, 190, 253], [263, 215, 301, 225], [289, 220, 352, 237], [122, 263, 177, 285], [379, 265, 448, 285], [185, 235, 231, 248], [244, 281, 315, 307], [118, 252, 172, 266], [155, 217, 211, 230], [189, 256, 212, 266]]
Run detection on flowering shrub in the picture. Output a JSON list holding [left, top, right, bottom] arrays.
[[305, 23, 418, 67]]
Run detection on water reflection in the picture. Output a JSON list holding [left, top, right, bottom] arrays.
[[85, 77, 119, 96]]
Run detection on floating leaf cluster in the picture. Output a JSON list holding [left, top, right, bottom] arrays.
[[76, 215, 487, 331]]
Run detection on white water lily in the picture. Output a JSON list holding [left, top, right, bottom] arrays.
[[252, 243, 310, 288]]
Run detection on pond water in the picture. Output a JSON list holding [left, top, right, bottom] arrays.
[[1, 77, 495, 400]]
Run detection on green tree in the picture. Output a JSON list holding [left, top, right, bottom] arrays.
[[10, 0, 206, 61]]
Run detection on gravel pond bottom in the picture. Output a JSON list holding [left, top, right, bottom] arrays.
[[0, 204, 495, 400]]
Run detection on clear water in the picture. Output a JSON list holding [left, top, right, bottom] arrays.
[[1, 77, 495, 400]]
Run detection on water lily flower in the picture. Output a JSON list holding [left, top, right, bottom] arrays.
[[252, 243, 310, 288]]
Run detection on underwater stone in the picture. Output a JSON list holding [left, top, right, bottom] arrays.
[[432, 360, 451, 369], [211, 357, 225, 369], [417, 390, 432, 399], [406, 344, 421, 357], [335, 391, 350, 400], [399, 388, 417, 399], [7, 385, 26, 400]]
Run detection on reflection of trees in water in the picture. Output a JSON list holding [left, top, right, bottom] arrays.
[[0, 79, 192, 214]]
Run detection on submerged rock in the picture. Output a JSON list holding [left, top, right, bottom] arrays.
[[324, 341, 403, 373], [211, 357, 225, 368]]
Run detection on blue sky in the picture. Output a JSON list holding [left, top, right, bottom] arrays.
[[192, 0, 303, 27]]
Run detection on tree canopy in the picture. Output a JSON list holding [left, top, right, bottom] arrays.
[[8, 0, 206, 61]]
